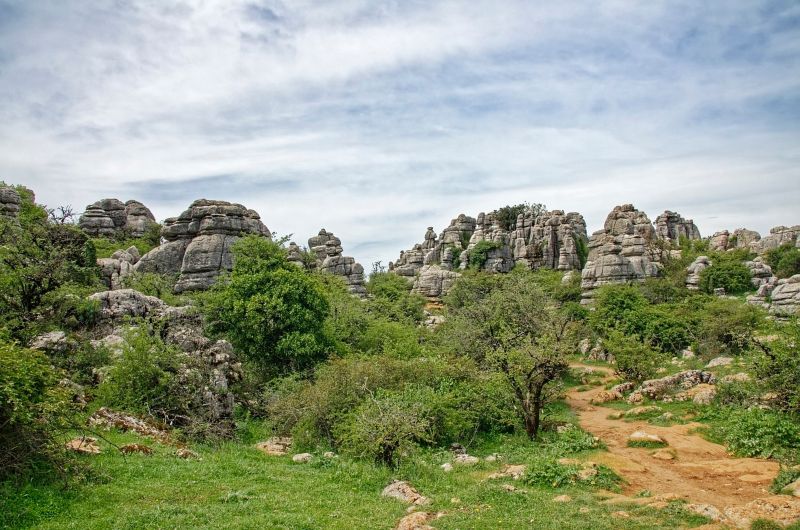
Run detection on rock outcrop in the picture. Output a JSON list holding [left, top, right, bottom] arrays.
[[0, 186, 21, 219], [685, 256, 711, 290], [580, 205, 661, 303], [768, 274, 800, 316], [708, 225, 799, 254], [754, 225, 800, 253], [654, 211, 701, 242], [307, 229, 366, 296], [97, 246, 141, 289], [79, 198, 157, 237], [134, 199, 270, 293], [390, 208, 587, 300]]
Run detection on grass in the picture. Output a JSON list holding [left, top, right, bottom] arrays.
[[626, 440, 668, 449], [0, 424, 710, 530]]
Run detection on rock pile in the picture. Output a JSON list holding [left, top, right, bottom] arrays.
[[685, 256, 711, 290], [134, 199, 270, 292], [307, 229, 366, 296], [97, 246, 141, 289], [709, 225, 799, 254], [79, 198, 157, 237], [0, 186, 21, 219], [580, 204, 662, 303]]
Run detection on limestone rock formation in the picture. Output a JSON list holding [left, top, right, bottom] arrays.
[[654, 211, 701, 242], [79, 198, 157, 237], [390, 207, 586, 300], [0, 186, 21, 219], [89, 289, 167, 325], [412, 265, 460, 301], [754, 225, 800, 253], [307, 229, 366, 296], [581, 205, 661, 303], [134, 199, 270, 293], [686, 256, 711, 290], [97, 246, 141, 289], [709, 230, 731, 252], [769, 274, 800, 316]]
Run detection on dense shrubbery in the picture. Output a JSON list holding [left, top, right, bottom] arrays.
[[468, 240, 501, 269], [0, 342, 74, 480], [765, 243, 800, 279], [0, 190, 101, 341], [202, 236, 331, 376], [704, 407, 800, 459], [751, 319, 800, 413], [603, 331, 664, 382], [698, 260, 753, 294], [90, 222, 161, 259], [365, 272, 425, 324]]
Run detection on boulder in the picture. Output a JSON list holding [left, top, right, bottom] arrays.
[[382, 480, 430, 505], [292, 453, 312, 463], [685, 256, 711, 290], [753, 225, 800, 254], [79, 198, 157, 237], [66, 437, 101, 454], [412, 265, 460, 301], [134, 199, 270, 293], [635, 370, 715, 399], [0, 186, 21, 219], [88, 289, 166, 323], [769, 274, 800, 316], [255, 437, 292, 456]]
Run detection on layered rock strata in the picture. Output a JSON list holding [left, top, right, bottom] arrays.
[[134, 199, 270, 292], [654, 210, 701, 242], [306, 229, 366, 296], [580, 205, 661, 303], [0, 186, 21, 219], [79, 198, 157, 237]]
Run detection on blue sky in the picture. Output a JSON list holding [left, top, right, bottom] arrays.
[[0, 1, 798, 267]]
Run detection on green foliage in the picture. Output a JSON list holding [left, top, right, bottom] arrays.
[[772, 466, 800, 494], [765, 243, 800, 279], [751, 319, 800, 413], [574, 235, 588, 269], [0, 341, 74, 480], [0, 191, 100, 340], [467, 240, 501, 269], [202, 236, 331, 376], [590, 285, 650, 337], [90, 222, 162, 259], [604, 331, 664, 383], [97, 327, 181, 415], [266, 355, 516, 451], [333, 392, 431, 466], [750, 520, 783, 530], [495, 204, 525, 230], [122, 272, 182, 306], [703, 407, 800, 459], [699, 260, 753, 294], [526, 268, 582, 304], [694, 296, 765, 356], [366, 272, 425, 324], [38, 283, 101, 330], [524, 458, 620, 489]]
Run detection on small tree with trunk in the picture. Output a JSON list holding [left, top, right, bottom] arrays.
[[441, 269, 576, 439]]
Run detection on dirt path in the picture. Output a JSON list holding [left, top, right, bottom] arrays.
[[566, 363, 799, 525]]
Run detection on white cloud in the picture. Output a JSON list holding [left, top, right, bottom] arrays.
[[0, 0, 798, 269]]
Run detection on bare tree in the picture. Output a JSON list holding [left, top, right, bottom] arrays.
[[47, 205, 77, 225]]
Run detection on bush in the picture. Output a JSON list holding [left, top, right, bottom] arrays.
[[468, 240, 501, 269], [202, 236, 331, 376], [590, 285, 650, 337], [604, 331, 664, 383], [90, 222, 161, 259], [694, 297, 765, 356], [0, 342, 74, 480], [765, 243, 800, 279], [333, 392, 430, 466], [122, 272, 181, 306], [751, 319, 800, 413], [366, 272, 425, 324], [705, 407, 800, 459], [97, 327, 180, 416], [698, 260, 753, 295]]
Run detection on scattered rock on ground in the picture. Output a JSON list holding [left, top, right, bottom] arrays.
[[487, 464, 527, 480], [685, 503, 724, 522], [706, 356, 734, 368], [255, 437, 292, 456], [453, 454, 479, 465], [292, 453, 312, 463], [89, 407, 171, 443], [394, 511, 442, 530], [119, 443, 153, 455], [175, 448, 200, 459], [628, 431, 667, 445], [440, 463, 453, 472], [651, 449, 676, 461], [723, 496, 800, 528], [553, 495, 572, 503], [382, 480, 430, 505], [66, 437, 101, 455]]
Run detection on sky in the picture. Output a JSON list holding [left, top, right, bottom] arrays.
[[0, 1, 798, 268]]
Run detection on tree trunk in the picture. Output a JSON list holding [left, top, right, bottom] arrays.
[[524, 385, 544, 440]]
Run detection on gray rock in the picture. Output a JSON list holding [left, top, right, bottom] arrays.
[[0, 186, 21, 219], [412, 265, 461, 301], [79, 198, 156, 237], [134, 199, 270, 293], [88, 289, 167, 323], [685, 256, 711, 290], [29, 331, 71, 355], [308, 229, 366, 296], [769, 274, 800, 316], [654, 210, 701, 242]]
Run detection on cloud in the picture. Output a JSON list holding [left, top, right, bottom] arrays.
[[0, 0, 798, 269]]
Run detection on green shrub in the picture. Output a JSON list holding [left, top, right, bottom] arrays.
[[771, 467, 800, 494], [90, 223, 161, 259], [468, 240, 501, 269], [604, 331, 664, 383], [523, 457, 620, 490], [751, 319, 800, 413], [202, 236, 331, 376], [122, 272, 181, 305], [698, 260, 753, 294], [0, 341, 74, 480], [97, 327, 181, 415], [590, 284, 650, 337], [695, 297, 765, 356], [765, 243, 800, 279], [494, 204, 529, 230], [642, 304, 692, 354], [333, 392, 431, 467], [366, 272, 425, 324], [705, 407, 800, 458]]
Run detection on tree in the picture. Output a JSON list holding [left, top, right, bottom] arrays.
[[202, 236, 331, 375], [366, 271, 425, 324], [442, 270, 575, 439]]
